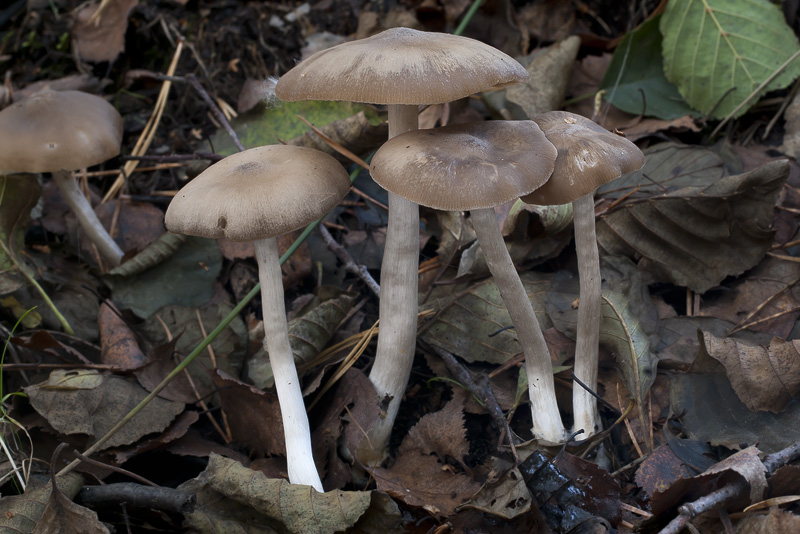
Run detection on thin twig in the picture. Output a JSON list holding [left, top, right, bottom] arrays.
[[185, 73, 245, 152], [429, 343, 520, 462], [318, 223, 380, 297]]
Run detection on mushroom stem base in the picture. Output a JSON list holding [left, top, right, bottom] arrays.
[[51, 170, 124, 266], [470, 208, 565, 443], [572, 193, 602, 439], [255, 238, 323, 491]]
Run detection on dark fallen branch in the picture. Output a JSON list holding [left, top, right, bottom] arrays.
[[658, 439, 800, 534], [77, 483, 195, 515]]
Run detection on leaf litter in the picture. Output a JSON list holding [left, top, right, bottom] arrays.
[[4, 0, 800, 532]]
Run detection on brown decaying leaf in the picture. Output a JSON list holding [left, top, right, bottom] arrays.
[[506, 36, 581, 118], [25, 371, 184, 451], [422, 272, 554, 365], [94, 200, 164, 260], [212, 369, 285, 457], [734, 507, 800, 534], [0, 473, 85, 532], [33, 472, 109, 534], [137, 303, 247, 401], [72, 0, 139, 63], [650, 446, 767, 515], [98, 302, 145, 368], [311, 368, 381, 489], [597, 144, 789, 293], [462, 463, 532, 520], [108, 410, 199, 464], [634, 444, 702, 499], [218, 230, 311, 289], [369, 389, 481, 518], [200, 454, 376, 533], [699, 255, 800, 338], [701, 332, 800, 413], [109, 233, 188, 277], [248, 287, 356, 389]]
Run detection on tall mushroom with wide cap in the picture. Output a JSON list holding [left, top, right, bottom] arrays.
[[0, 89, 125, 266], [275, 27, 530, 463], [165, 145, 351, 491], [370, 120, 567, 443], [521, 111, 645, 439]]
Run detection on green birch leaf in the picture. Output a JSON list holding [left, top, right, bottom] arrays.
[[660, 0, 800, 119], [601, 16, 694, 120]]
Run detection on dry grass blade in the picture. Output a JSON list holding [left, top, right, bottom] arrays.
[[103, 40, 185, 203]]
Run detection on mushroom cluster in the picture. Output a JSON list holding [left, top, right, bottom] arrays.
[[165, 145, 351, 491], [370, 120, 566, 443], [522, 111, 645, 439], [276, 27, 531, 464]]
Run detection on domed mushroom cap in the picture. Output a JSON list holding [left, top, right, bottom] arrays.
[[0, 89, 122, 173], [165, 145, 350, 242], [370, 120, 557, 211], [275, 27, 530, 105], [521, 111, 645, 206]]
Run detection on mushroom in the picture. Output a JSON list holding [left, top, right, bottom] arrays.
[[521, 111, 645, 439], [0, 89, 125, 266], [370, 120, 567, 443], [165, 145, 351, 491], [275, 27, 530, 464]]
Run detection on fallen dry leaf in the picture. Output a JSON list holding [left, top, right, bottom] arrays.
[[25, 370, 184, 451], [734, 507, 800, 534], [651, 446, 767, 515], [369, 389, 481, 517], [72, 0, 139, 63], [0, 473, 85, 532], [311, 368, 381, 489], [98, 302, 145, 368], [701, 332, 800, 413], [212, 369, 286, 458]]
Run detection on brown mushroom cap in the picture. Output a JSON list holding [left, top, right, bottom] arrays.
[[520, 111, 645, 206], [275, 28, 530, 105], [165, 145, 350, 242], [370, 121, 557, 211], [0, 89, 122, 173]]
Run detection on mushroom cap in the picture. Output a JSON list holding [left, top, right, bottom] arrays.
[[520, 111, 645, 206], [0, 89, 122, 173], [165, 145, 350, 242], [370, 120, 557, 211], [275, 27, 530, 105]]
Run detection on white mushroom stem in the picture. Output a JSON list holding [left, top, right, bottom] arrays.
[[470, 208, 566, 443], [254, 238, 323, 491], [572, 193, 602, 439], [362, 104, 420, 465], [51, 170, 124, 266]]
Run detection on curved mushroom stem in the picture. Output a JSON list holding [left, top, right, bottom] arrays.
[[572, 192, 602, 439], [51, 170, 124, 266], [470, 208, 566, 443], [254, 237, 323, 491], [362, 104, 420, 465]]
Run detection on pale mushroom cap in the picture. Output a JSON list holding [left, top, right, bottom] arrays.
[[521, 111, 645, 206], [275, 27, 530, 105], [0, 89, 122, 173], [370, 121, 557, 211], [165, 145, 350, 242]]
